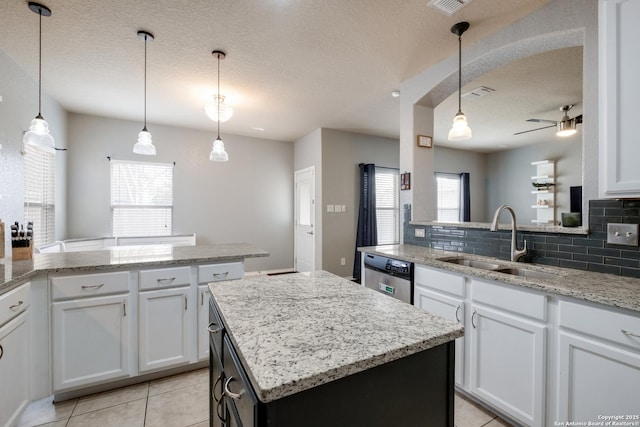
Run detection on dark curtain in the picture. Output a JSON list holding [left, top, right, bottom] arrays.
[[353, 163, 377, 282], [459, 172, 470, 222]]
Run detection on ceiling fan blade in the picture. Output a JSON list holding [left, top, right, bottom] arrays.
[[526, 118, 558, 124], [513, 124, 556, 135]]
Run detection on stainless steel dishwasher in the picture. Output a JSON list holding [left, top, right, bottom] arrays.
[[363, 253, 413, 303]]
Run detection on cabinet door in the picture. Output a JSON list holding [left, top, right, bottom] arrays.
[[557, 331, 640, 421], [469, 305, 546, 427], [414, 286, 465, 386], [198, 285, 212, 361], [52, 294, 131, 391], [600, 0, 640, 197], [139, 287, 191, 373], [0, 312, 30, 427]]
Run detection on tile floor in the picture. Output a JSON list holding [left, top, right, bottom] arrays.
[[16, 368, 513, 427]]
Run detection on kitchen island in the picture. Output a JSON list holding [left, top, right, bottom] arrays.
[[208, 271, 464, 426]]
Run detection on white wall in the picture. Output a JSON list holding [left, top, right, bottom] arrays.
[[321, 129, 399, 277], [433, 147, 487, 222], [0, 50, 67, 257], [66, 113, 293, 272]]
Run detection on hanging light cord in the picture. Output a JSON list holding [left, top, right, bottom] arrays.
[[216, 54, 221, 138], [456, 32, 462, 115], [37, 8, 43, 118], [143, 34, 148, 132]]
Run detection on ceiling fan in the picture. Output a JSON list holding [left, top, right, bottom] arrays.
[[514, 105, 583, 136]]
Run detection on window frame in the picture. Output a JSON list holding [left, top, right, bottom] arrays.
[[23, 144, 56, 248], [374, 166, 400, 245], [435, 172, 462, 222]]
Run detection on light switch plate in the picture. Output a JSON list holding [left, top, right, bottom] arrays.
[[327, 205, 334, 213], [607, 223, 639, 246], [415, 228, 426, 238]]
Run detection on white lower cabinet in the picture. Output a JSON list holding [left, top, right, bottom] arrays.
[[557, 299, 640, 421], [0, 281, 31, 427], [52, 293, 132, 391], [197, 285, 212, 361], [138, 287, 192, 373]]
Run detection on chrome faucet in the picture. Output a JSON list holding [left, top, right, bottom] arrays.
[[490, 204, 528, 262]]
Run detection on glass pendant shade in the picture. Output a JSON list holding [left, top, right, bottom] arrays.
[[133, 129, 156, 155], [23, 116, 55, 153], [204, 95, 233, 122], [209, 137, 228, 162], [448, 112, 472, 141]]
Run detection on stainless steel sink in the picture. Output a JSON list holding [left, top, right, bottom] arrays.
[[441, 258, 503, 271], [495, 267, 556, 280]]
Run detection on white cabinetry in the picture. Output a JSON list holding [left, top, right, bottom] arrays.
[[197, 285, 212, 361], [138, 267, 192, 373], [469, 279, 547, 427], [413, 266, 465, 386], [599, 0, 640, 197], [0, 283, 31, 427], [557, 299, 640, 421], [51, 272, 132, 392], [531, 160, 556, 225]]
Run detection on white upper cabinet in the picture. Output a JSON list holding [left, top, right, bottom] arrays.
[[599, 0, 640, 197]]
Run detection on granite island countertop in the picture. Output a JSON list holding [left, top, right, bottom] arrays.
[[0, 243, 269, 295], [208, 270, 464, 403], [359, 244, 640, 313]]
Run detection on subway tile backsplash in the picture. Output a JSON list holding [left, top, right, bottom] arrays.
[[404, 199, 640, 279]]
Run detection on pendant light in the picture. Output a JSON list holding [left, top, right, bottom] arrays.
[[23, 2, 55, 154], [209, 50, 229, 162], [448, 21, 472, 142], [133, 31, 156, 155]]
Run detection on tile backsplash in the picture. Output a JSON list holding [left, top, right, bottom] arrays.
[[404, 199, 640, 278]]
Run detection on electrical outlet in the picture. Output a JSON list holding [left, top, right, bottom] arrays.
[[415, 228, 426, 238], [341, 205, 346, 212], [340, 257, 346, 266], [607, 223, 639, 246], [334, 204, 341, 213]]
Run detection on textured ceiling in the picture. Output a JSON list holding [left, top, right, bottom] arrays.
[[0, 0, 550, 143]]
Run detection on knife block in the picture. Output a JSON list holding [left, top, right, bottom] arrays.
[[12, 242, 33, 261]]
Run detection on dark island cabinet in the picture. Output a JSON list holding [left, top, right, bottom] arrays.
[[209, 299, 455, 427]]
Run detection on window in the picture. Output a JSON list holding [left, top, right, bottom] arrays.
[[24, 145, 56, 248], [436, 173, 461, 222], [110, 160, 173, 237], [375, 167, 400, 245]]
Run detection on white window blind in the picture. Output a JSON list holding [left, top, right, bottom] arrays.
[[24, 145, 56, 248], [436, 173, 461, 222], [110, 160, 173, 237], [375, 167, 400, 245]]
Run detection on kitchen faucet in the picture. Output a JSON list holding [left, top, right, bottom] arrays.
[[490, 204, 528, 262]]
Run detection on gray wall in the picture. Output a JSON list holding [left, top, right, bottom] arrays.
[[66, 113, 293, 272], [0, 50, 67, 257], [486, 139, 582, 224], [321, 129, 399, 277], [433, 147, 487, 222]]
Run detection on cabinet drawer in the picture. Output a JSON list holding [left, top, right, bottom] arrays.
[[51, 271, 129, 300], [198, 262, 244, 284], [559, 299, 640, 349], [415, 265, 465, 297], [139, 266, 191, 291], [471, 278, 546, 321], [223, 335, 257, 427], [0, 282, 31, 327]]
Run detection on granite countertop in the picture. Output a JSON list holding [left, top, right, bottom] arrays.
[[0, 243, 269, 295], [359, 244, 640, 313], [410, 220, 590, 235], [208, 271, 463, 403]]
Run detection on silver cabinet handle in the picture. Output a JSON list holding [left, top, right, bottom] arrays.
[[123, 300, 127, 317], [156, 277, 176, 283], [200, 290, 204, 306], [9, 301, 24, 310], [471, 310, 477, 328], [207, 322, 223, 334], [455, 304, 461, 323], [184, 295, 188, 311], [81, 284, 104, 290], [224, 376, 244, 400], [213, 272, 229, 279], [622, 329, 640, 339], [0, 344, 3, 360]]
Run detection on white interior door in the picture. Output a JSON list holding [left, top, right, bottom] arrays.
[[295, 167, 315, 272]]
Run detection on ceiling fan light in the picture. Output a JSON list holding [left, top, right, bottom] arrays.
[[448, 112, 472, 141], [556, 118, 577, 137], [209, 137, 228, 162], [133, 129, 156, 155], [204, 95, 233, 122], [23, 117, 55, 153]]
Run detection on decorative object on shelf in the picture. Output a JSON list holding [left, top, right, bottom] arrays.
[[133, 30, 156, 155], [209, 50, 229, 162], [204, 94, 233, 122], [417, 135, 432, 148], [23, 2, 55, 154], [531, 182, 556, 190], [531, 160, 556, 225], [448, 21, 472, 142], [401, 172, 411, 190]]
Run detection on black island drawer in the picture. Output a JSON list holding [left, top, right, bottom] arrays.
[[223, 335, 259, 427]]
